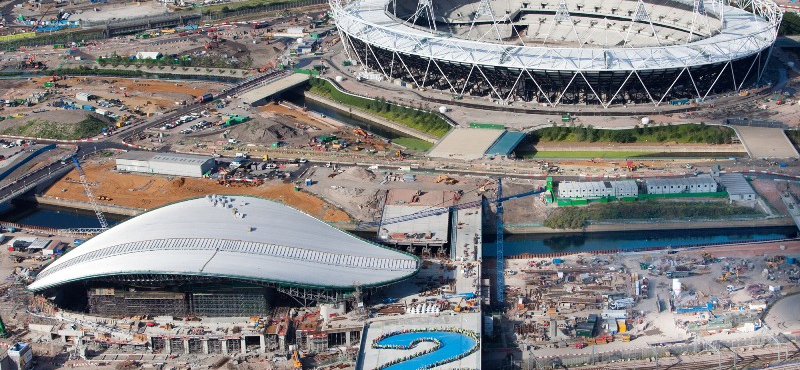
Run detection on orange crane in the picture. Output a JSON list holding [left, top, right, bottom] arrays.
[[291, 349, 302, 369]]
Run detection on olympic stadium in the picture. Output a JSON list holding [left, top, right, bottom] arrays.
[[330, 0, 782, 107], [27, 195, 419, 317]]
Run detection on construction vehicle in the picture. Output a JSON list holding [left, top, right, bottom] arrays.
[[291, 349, 302, 369], [395, 150, 403, 158], [625, 160, 636, 172], [71, 156, 109, 229], [435, 175, 457, 184], [257, 61, 275, 73]]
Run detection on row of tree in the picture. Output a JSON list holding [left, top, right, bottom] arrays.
[[543, 200, 760, 229], [308, 78, 450, 137], [532, 123, 734, 144]]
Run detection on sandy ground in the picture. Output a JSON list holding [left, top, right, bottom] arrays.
[[42, 159, 351, 222]]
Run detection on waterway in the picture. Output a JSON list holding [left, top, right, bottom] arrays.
[[2, 202, 796, 255], [287, 93, 407, 141], [482, 226, 798, 256], [0, 201, 124, 229]]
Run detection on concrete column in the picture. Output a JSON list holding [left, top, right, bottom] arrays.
[[241, 338, 246, 354], [346, 331, 352, 347], [165, 338, 172, 354], [202, 340, 209, 355], [259, 335, 266, 353], [221, 339, 228, 355], [184, 339, 190, 355], [279, 335, 286, 353]]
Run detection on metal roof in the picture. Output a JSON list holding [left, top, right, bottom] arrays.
[[150, 153, 212, 165], [332, 0, 779, 72], [28, 196, 419, 291], [718, 173, 756, 196], [485, 131, 526, 156]]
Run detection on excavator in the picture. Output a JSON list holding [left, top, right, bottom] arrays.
[[291, 348, 302, 369], [436, 175, 458, 185]]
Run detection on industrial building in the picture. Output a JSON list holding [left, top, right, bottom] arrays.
[[116, 151, 216, 178], [718, 173, 757, 201], [28, 196, 419, 317], [644, 177, 718, 195], [558, 180, 638, 199], [331, 0, 780, 107]]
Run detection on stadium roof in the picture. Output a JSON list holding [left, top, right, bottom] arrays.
[[28, 196, 419, 292], [332, 0, 779, 71]]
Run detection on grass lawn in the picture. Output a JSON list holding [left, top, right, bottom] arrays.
[[392, 137, 433, 151], [518, 151, 652, 159]]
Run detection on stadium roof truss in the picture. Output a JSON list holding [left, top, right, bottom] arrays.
[[331, 0, 781, 107]]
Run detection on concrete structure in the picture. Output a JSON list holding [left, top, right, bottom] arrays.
[[6, 343, 31, 370], [558, 180, 638, 199], [378, 189, 452, 247], [116, 151, 215, 178], [735, 126, 800, 159], [241, 73, 310, 106], [645, 177, 718, 195], [485, 131, 526, 157], [28, 196, 419, 316], [331, 0, 781, 107], [427, 128, 505, 160], [718, 173, 757, 201]]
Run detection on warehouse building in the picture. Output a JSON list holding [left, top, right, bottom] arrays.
[[718, 173, 757, 202], [558, 180, 638, 199], [116, 151, 215, 178], [645, 177, 717, 195]]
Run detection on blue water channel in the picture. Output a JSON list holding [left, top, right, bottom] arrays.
[[373, 331, 477, 370], [483, 226, 798, 256], [0, 203, 123, 229]]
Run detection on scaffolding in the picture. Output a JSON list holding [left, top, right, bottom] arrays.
[[152, 337, 166, 353], [208, 339, 223, 354], [226, 339, 241, 353], [188, 339, 203, 354], [190, 292, 267, 317], [170, 338, 185, 353], [87, 289, 187, 317]]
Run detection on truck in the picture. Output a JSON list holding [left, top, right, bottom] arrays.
[[666, 270, 690, 278], [196, 93, 214, 104]]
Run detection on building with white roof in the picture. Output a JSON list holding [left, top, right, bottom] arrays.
[[330, 0, 779, 108], [558, 180, 638, 199], [28, 196, 418, 317], [645, 177, 718, 195], [718, 173, 757, 201], [116, 151, 215, 178]]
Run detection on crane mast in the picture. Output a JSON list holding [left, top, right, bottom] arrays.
[[71, 156, 109, 229]]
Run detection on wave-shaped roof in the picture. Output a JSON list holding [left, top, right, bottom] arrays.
[[28, 196, 419, 291]]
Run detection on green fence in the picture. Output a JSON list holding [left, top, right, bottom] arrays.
[[469, 122, 505, 130]]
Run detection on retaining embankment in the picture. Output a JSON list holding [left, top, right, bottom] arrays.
[[303, 92, 439, 143], [33, 196, 145, 217]]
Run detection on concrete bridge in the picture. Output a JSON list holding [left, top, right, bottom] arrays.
[[240, 73, 310, 106]]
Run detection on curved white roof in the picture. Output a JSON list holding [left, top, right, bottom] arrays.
[[28, 196, 419, 291], [332, 0, 780, 71]]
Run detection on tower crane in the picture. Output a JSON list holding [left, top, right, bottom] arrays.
[[71, 156, 109, 230]]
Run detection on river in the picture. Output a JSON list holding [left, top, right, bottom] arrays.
[[0, 201, 124, 229], [483, 226, 798, 256], [2, 202, 795, 255]]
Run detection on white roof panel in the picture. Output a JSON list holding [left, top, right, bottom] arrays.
[[28, 196, 419, 291]]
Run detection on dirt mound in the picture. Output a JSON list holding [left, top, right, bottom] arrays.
[[337, 167, 376, 182], [233, 121, 308, 143], [171, 178, 185, 188]]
